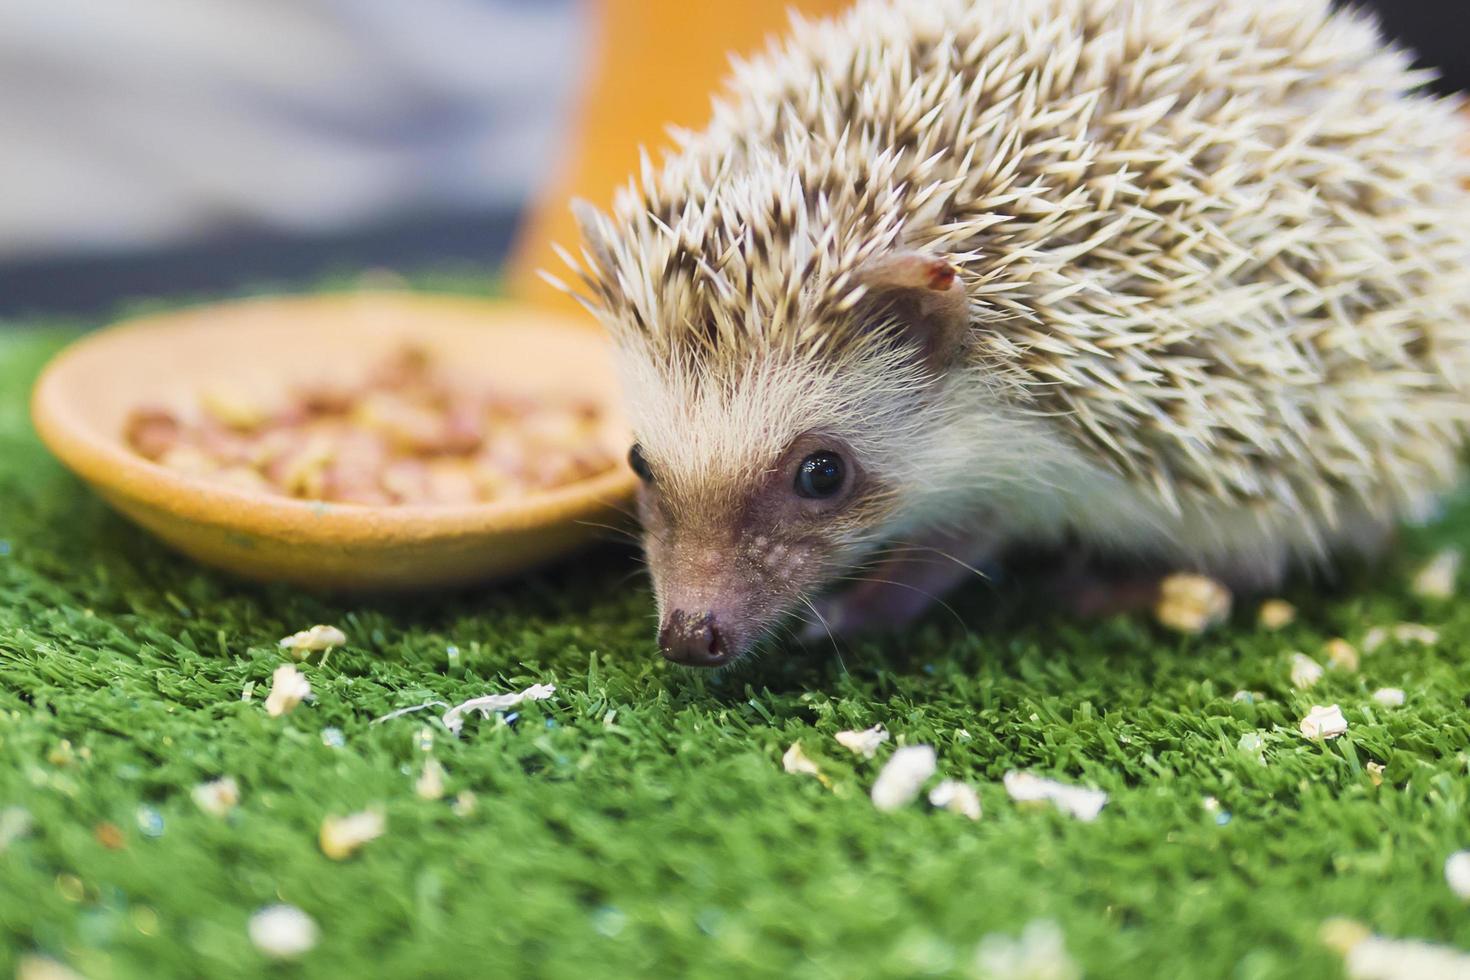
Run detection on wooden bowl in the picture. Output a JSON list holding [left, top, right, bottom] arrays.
[[31, 292, 637, 591]]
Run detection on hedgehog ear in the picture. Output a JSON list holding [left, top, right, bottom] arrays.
[[571, 198, 617, 275], [850, 251, 969, 372]]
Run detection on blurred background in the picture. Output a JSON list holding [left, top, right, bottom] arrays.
[[0, 0, 1465, 320]]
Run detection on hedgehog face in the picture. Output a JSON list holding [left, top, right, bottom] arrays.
[[614, 252, 971, 666], [570, 194, 974, 665], [628, 415, 896, 667]]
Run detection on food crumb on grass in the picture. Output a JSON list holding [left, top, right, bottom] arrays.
[[278, 624, 347, 657], [1299, 704, 1349, 740], [15, 956, 86, 980], [928, 780, 981, 820], [1320, 917, 1470, 980], [1289, 652, 1324, 690], [1363, 622, 1440, 653], [1324, 638, 1359, 672], [265, 664, 311, 717], [1257, 599, 1296, 630], [192, 777, 240, 817], [319, 808, 386, 860], [973, 920, 1081, 980], [781, 742, 821, 778], [1445, 851, 1470, 901], [870, 745, 937, 811], [1411, 548, 1461, 600], [1153, 573, 1231, 633], [834, 724, 888, 758], [1371, 688, 1406, 708], [1003, 772, 1108, 822], [414, 759, 447, 801], [248, 905, 319, 960]]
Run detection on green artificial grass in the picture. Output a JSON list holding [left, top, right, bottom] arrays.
[[4, 311, 1470, 979]]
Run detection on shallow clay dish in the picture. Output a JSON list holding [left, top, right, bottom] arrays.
[[31, 292, 637, 590]]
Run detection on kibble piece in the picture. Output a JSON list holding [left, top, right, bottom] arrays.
[[319, 808, 385, 860], [200, 385, 270, 430], [1371, 688, 1406, 708], [1154, 573, 1232, 633], [928, 780, 982, 820], [125, 406, 183, 461], [1412, 549, 1461, 600], [248, 904, 319, 960], [834, 724, 889, 759], [15, 957, 87, 980], [192, 777, 241, 817], [1258, 599, 1296, 630], [414, 759, 446, 801], [1445, 851, 1470, 901], [1393, 623, 1439, 646], [1003, 771, 1108, 822], [278, 625, 347, 655], [1289, 653, 1325, 689], [264, 664, 311, 718], [1300, 704, 1348, 740], [870, 745, 937, 811], [1324, 639, 1359, 672], [782, 742, 821, 777]]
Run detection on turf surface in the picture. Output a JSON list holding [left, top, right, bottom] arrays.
[[3, 314, 1470, 979]]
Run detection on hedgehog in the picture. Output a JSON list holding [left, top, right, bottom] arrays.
[[549, 0, 1470, 667]]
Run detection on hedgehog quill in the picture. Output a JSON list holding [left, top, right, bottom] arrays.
[[553, 0, 1470, 666]]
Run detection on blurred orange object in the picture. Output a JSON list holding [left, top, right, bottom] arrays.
[[507, 0, 851, 313]]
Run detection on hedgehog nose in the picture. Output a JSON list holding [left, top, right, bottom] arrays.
[[659, 610, 730, 667]]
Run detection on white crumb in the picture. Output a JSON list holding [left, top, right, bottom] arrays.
[[1324, 639, 1360, 672], [278, 624, 347, 656], [440, 684, 556, 736], [1366, 761, 1385, 786], [870, 745, 937, 812], [1003, 771, 1107, 822], [1321, 918, 1470, 980], [1393, 623, 1439, 646], [973, 919, 1081, 980], [15, 957, 86, 980], [782, 741, 822, 777], [319, 807, 385, 860], [1363, 623, 1439, 653], [265, 664, 311, 718], [452, 791, 477, 817], [1154, 573, 1231, 633], [928, 780, 982, 820], [1290, 653, 1325, 689], [1411, 549, 1461, 600], [1371, 688, 1406, 708], [414, 759, 446, 801], [834, 724, 889, 759], [248, 904, 319, 960], [0, 806, 34, 852], [1237, 732, 1266, 762], [1445, 851, 1470, 901], [1300, 704, 1348, 740], [1258, 599, 1297, 630], [192, 777, 240, 817]]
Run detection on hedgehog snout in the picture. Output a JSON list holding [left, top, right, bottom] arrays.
[[658, 609, 731, 667]]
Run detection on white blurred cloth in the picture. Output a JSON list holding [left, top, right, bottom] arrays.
[[0, 0, 588, 260]]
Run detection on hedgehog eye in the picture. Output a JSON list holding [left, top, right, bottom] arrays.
[[628, 443, 654, 483], [794, 451, 845, 499]]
